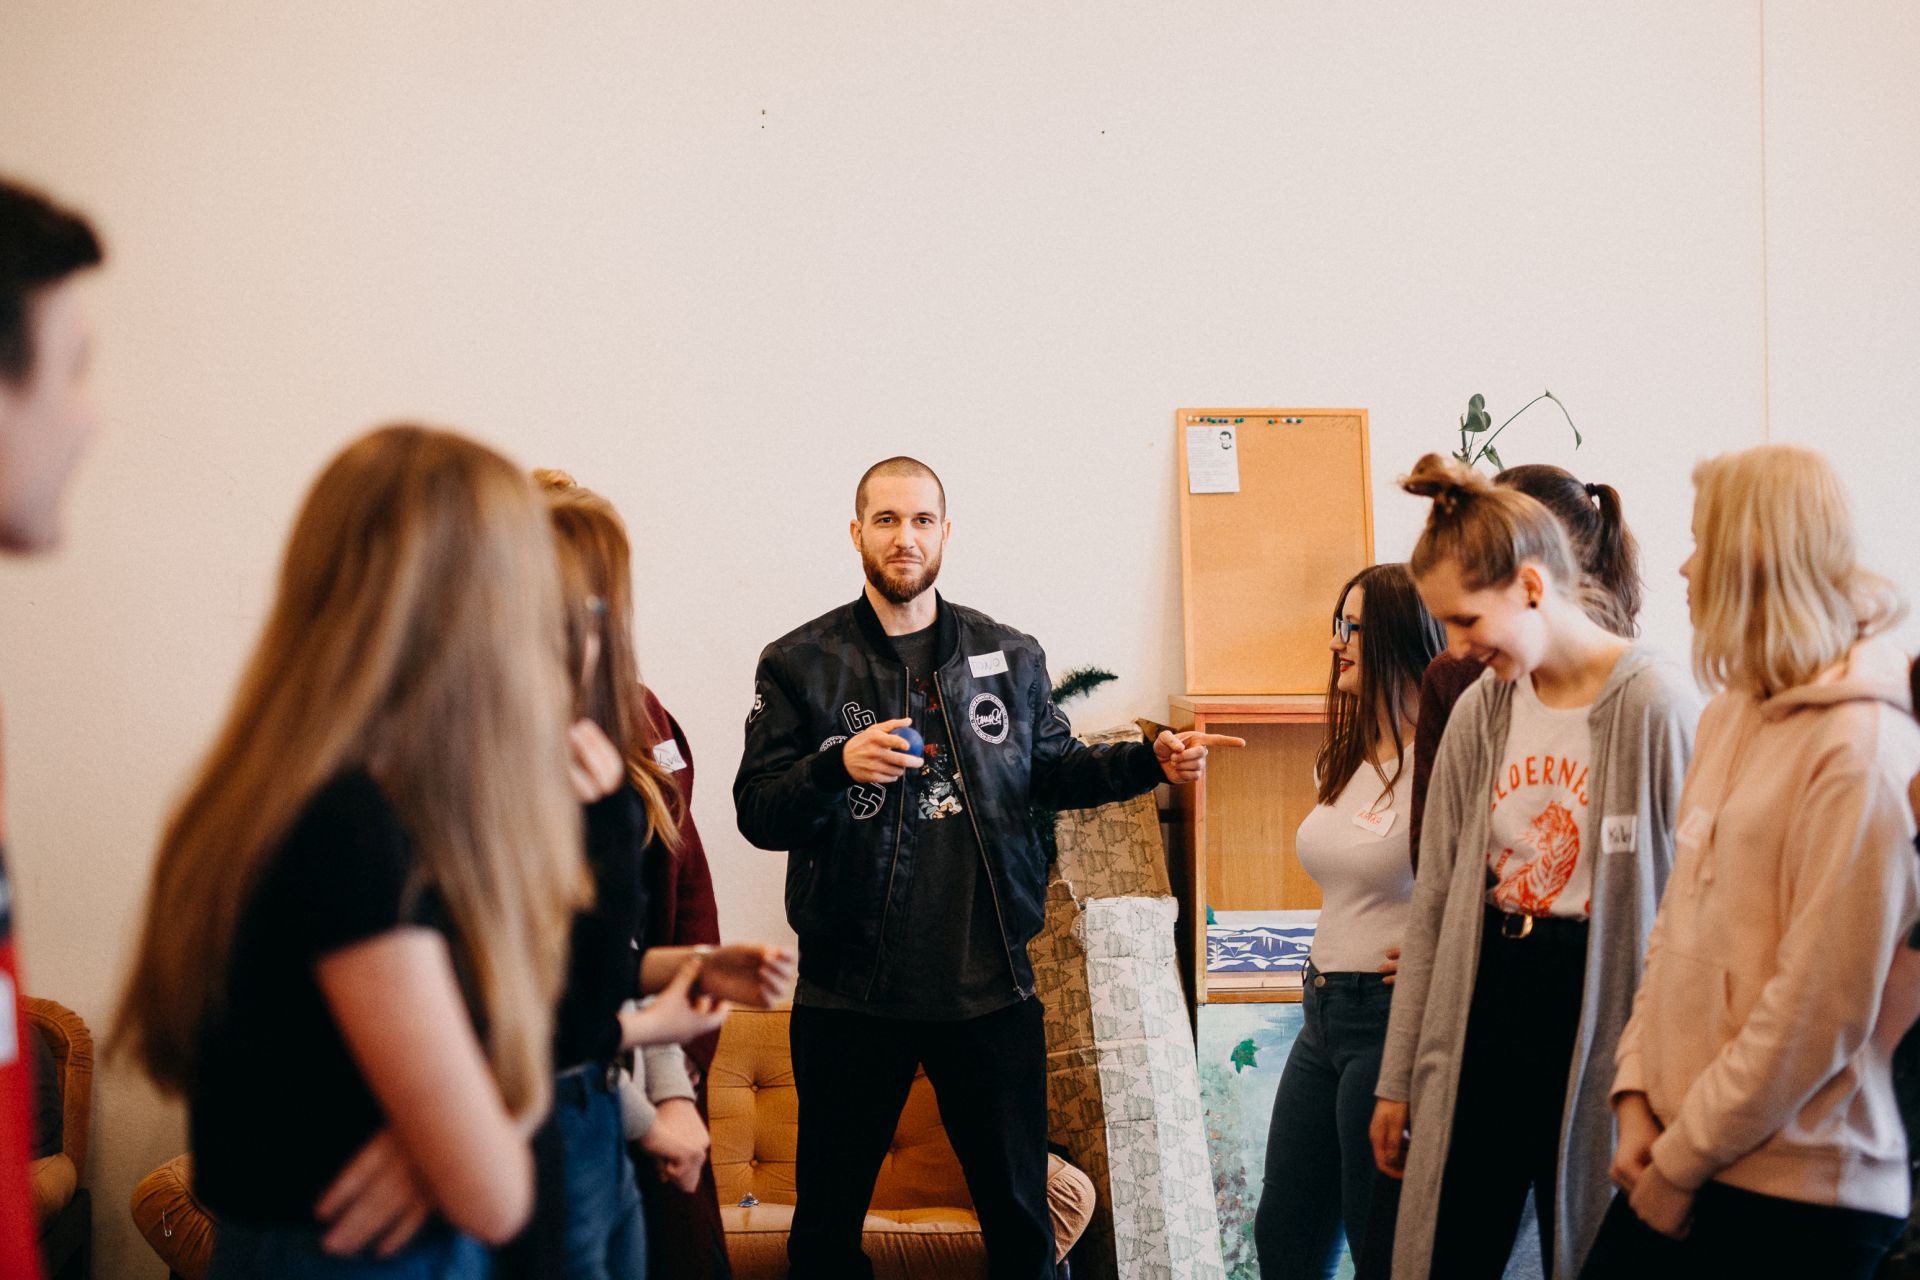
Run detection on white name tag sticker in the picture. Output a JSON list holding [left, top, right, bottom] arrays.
[[1677, 806, 1713, 848], [651, 739, 688, 773], [1602, 815, 1637, 855], [1352, 808, 1397, 837], [968, 650, 1009, 678]]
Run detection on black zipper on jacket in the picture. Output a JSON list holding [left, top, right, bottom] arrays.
[[862, 662, 911, 1003], [936, 670, 1026, 1000]]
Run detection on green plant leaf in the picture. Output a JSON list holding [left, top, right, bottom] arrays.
[[1050, 665, 1118, 706], [1484, 444, 1503, 470], [1463, 396, 1492, 433]]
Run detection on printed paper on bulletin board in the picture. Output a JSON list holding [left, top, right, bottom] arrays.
[[1178, 409, 1374, 695]]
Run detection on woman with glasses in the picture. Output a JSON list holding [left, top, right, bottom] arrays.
[[1253, 563, 1444, 1278]]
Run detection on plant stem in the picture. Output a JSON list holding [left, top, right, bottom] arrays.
[[1472, 392, 1550, 465]]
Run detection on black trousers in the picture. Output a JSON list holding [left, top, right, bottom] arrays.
[[1580, 1181, 1903, 1280], [787, 998, 1054, 1280], [1429, 909, 1589, 1279]]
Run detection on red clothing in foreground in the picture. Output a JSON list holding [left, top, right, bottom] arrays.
[[1, 705, 46, 1280]]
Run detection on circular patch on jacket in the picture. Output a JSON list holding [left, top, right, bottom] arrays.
[[968, 692, 1010, 744]]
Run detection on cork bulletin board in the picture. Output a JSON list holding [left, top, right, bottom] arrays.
[[1177, 409, 1374, 695]]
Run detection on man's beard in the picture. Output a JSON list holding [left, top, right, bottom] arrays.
[[861, 538, 942, 605]]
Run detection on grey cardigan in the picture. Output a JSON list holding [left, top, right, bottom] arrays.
[[1375, 646, 1698, 1279]]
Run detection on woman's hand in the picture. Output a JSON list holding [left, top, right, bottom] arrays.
[[1610, 1091, 1662, 1195], [315, 1128, 432, 1258], [1377, 947, 1400, 986], [640, 1098, 711, 1194], [696, 943, 797, 1009], [1370, 1099, 1410, 1179], [620, 959, 730, 1049], [569, 718, 625, 803], [1627, 1160, 1695, 1239]]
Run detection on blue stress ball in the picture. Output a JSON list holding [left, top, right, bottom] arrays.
[[896, 725, 925, 762]]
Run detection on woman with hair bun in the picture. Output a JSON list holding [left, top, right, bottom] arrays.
[[1408, 464, 1644, 873], [1368, 455, 1698, 1279]]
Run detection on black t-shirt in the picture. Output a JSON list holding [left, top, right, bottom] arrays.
[[798, 620, 1018, 1020], [551, 785, 650, 1070], [191, 771, 458, 1224]]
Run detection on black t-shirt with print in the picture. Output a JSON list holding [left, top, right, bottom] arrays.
[[796, 621, 1019, 1021]]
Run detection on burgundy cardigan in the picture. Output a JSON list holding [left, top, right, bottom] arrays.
[[1408, 654, 1486, 874], [634, 686, 733, 1279]]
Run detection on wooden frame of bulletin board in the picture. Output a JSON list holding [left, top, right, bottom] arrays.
[[1177, 409, 1374, 695]]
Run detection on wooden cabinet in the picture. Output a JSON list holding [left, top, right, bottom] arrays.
[[1168, 694, 1327, 1007]]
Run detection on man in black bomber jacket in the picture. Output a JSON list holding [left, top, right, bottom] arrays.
[[734, 457, 1239, 1280]]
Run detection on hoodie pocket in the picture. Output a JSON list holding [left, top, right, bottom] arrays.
[[1645, 947, 1737, 1119]]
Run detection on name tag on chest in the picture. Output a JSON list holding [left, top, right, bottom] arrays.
[[652, 739, 688, 773], [969, 650, 1009, 678], [1352, 808, 1396, 837], [1602, 815, 1637, 855]]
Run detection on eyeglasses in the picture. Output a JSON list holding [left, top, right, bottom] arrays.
[[1332, 615, 1363, 645]]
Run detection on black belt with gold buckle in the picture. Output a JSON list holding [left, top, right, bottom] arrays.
[[1486, 903, 1587, 944], [1499, 911, 1535, 940]]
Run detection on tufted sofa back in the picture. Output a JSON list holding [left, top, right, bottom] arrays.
[[707, 1006, 972, 1212]]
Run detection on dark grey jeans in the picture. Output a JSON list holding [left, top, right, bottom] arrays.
[[1254, 965, 1398, 1279]]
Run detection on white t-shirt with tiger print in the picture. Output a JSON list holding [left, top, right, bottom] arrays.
[[1484, 674, 1593, 920]]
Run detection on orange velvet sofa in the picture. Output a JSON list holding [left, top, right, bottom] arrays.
[[708, 1006, 1094, 1280]]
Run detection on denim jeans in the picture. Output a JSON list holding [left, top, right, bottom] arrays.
[[1254, 965, 1399, 1280], [553, 1067, 648, 1280], [207, 1221, 491, 1280]]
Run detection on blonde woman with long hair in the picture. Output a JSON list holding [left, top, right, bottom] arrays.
[[1585, 445, 1920, 1278], [116, 426, 587, 1279]]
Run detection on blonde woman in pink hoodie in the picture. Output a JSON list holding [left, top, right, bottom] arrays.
[[1584, 444, 1920, 1278]]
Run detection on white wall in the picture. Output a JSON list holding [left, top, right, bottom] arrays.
[[1763, 1, 1920, 644], [0, 3, 1907, 1274]]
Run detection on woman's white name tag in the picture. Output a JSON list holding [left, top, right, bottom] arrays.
[[1352, 808, 1396, 837]]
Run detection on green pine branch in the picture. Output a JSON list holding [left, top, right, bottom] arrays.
[[1051, 665, 1118, 707]]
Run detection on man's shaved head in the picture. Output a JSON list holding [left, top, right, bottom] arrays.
[[855, 456, 945, 521]]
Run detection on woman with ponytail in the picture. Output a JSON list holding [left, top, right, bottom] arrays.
[[1368, 455, 1697, 1279]]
